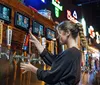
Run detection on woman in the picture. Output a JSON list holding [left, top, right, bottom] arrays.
[[20, 20, 83, 85]]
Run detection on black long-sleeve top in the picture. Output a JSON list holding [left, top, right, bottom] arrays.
[[36, 47, 82, 85]]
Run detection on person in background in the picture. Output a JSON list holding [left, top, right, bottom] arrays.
[[20, 20, 83, 85]]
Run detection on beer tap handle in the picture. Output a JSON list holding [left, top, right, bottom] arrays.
[[0, 20, 4, 58], [6, 26, 12, 60]]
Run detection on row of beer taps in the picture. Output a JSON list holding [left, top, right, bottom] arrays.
[[0, 19, 45, 65]]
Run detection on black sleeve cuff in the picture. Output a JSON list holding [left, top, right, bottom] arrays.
[[40, 49, 47, 58], [36, 68, 43, 80]]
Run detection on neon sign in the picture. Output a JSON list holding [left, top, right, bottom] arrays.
[[41, 0, 46, 3], [67, 10, 79, 23], [88, 26, 95, 38], [73, 11, 77, 19], [52, 0, 63, 18], [96, 32, 100, 44]]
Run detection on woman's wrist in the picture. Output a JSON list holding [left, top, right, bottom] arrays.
[[31, 65, 38, 74], [34, 40, 44, 54], [34, 39, 40, 45]]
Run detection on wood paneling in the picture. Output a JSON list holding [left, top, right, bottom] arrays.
[[0, 0, 57, 85]]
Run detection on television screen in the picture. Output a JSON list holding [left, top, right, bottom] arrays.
[[32, 21, 44, 36], [0, 3, 11, 23], [14, 12, 30, 31], [46, 28, 55, 40]]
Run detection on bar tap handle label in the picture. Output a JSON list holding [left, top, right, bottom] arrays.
[[0, 20, 4, 45], [22, 34, 30, 51], [24, 34, 30, 46], [22, 34, 26, 50], [7, 26, 12, 47], [29, 27, 32, 54]]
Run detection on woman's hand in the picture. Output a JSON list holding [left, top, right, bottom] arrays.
[[29, 31, 38, 43], [20, 63, 38, 74], [29, 31, 44, 54]]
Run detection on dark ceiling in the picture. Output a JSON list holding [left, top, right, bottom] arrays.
[[72, 0, 100, 32], [71, 0, 100, 49], [54, 0, 100, 33], [55, 0, 100, 32]]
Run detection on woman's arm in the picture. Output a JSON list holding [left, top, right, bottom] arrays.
[[20, 63, 38, 74], [29, 31, 44, 54], [39, 49, 55, 66], [29, 32, 55, 66], [20, 51, 74, 84]]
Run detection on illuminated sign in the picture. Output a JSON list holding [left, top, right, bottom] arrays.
[[52, 0, 63, 11], [41, 0, 46, 3], [67, 10, 79, 23], [88, 26, 95, 38], [81, 18, 86, 36], [52, 0, 63, 18], [96, 32, 100, 44], [73, 11, 77, 19]]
